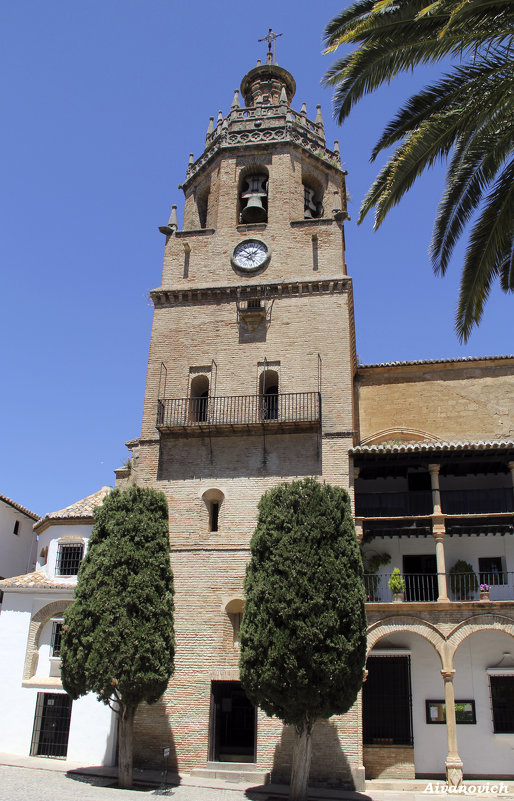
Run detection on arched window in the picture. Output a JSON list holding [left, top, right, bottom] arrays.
[[303, 180, 324, 219], [190, 375, 209, 423], [225, 598, 244, 646], [259, 369, 279, 420], [196, 183, 210, 229], [202, 488, 224, 533], [238, 168, 269, 224]]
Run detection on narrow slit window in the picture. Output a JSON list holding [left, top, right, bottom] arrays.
[[210, 502, 219, 532]]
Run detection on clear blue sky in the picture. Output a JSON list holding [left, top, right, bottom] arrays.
[[1, 1, 512, 517]]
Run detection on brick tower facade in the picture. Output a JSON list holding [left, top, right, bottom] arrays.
[[120, 53, 364, 789]]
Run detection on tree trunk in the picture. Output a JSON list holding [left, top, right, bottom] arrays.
[[118, 705, 135, 789], [289, 719, 313, 801]]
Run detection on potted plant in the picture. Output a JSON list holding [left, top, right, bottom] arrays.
[[388, 568, 406, 602], [362, 550, 391, 602], [449, 560, 479, 600], [480, 583, 490, 601]]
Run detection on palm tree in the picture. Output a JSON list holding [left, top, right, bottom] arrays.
[[323, 0, 514, 341]]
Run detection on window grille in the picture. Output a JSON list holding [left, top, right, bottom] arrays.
[[363, 655, 413, 745], [30, 693, 72, 758], [56, 544, 83, 576], [51, 621, 63, 658], [490, 676, 514, 733]]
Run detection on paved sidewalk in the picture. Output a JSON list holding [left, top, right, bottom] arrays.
[[1, 755, 513, 801]]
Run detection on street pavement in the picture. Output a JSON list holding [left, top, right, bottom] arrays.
[[1, 759, 514, 801]]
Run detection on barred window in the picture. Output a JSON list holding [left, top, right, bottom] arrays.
[[56, 544, 83, 576], [51, 621, 63, 658], [490, 676, 514, 733]]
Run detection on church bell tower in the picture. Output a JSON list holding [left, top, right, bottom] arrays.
[[122, 48, 363, 790]]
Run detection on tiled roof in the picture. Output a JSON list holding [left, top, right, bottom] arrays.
[[0, 570, 75, 591], [0, 494, 39, 520], [351, 439, 514, 455], [34, 486, 112, 532], [358, 355, 513, 369]]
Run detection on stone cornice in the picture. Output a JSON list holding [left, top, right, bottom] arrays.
[[150, 276, 351, 307]]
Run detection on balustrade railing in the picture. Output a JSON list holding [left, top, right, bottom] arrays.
[[356, 491, 433, 518], [356, 486, 513, 518], [156, 392, 321, 430], [364, 572, 514, 603], [441, 487, 513, 514]]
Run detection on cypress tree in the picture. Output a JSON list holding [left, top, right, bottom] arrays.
[[239, 478, 367, 801], [60, 487, 174, 788]]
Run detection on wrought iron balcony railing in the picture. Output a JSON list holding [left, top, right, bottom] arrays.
[[356, 487, 513, 518], [364, 572, 514, 603], [441, 487, 513, 515], [156, 392, 321, 434], [356, 491, 433, 518]]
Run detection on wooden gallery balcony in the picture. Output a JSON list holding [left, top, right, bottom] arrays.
[[156, 392, 321, 436]]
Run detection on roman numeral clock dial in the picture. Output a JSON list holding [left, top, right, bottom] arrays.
[[231, 239, 271, 273]]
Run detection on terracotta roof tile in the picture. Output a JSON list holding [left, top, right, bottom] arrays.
[[0, 570, 75, 591], [351, 439, 514, 455], [358, 355, 513, 369], [0, 494, 39, 520], [34, 486, 112, 532]]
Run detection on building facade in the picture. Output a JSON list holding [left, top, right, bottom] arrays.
[[0, 55, 512, 788], [0, 494, 38, 584], [116, 57, 514, 787], [0, 488, 117, 765]]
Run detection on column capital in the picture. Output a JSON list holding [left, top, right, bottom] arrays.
[[428, 463, 440, 475], [353, 466, 360, 480], [441, 669, 455, 682], [432, 521, 446, 538]]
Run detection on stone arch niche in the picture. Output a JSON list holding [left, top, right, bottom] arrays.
[[23, 599, 72, 681], [447, 613, 514, 661], [367, 616, 446, 665]]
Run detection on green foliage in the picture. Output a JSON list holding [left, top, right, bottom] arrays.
[[449, 559, 479, 597], [388, 567, 406, 595], [239, 478, 367, 728], [61, 487, 175, 710], [323, 0, 514, 341]]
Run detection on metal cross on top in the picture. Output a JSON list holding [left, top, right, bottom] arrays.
[[258, 28, 283, 60]]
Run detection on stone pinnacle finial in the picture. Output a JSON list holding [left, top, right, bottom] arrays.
[[217, 110, 223, 126], [279, 86, 287, 105], [256, 59, 261, 67], [231, 89, 240, 109], [333, 140, 340, 157], [206, 117, 214, 137], [301, 102, 307, 116], [159, 204, 178, 235], [168, 205, 178, 229], [188, 153, 194, 168], [315, 105, 324, 127]]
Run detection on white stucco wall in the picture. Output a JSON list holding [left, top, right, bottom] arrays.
[[0, 500, 37, 579], [0, 590, 116, 765], [36, 523, 92, 581], [372, 631, 514, 777]]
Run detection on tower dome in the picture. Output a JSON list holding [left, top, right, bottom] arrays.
[[240, 52, 296, 107]]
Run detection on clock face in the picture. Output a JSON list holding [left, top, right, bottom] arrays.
[[231, 239, 270, 273]]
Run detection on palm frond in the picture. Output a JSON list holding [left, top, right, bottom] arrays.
[[456, 159, 514, 340]]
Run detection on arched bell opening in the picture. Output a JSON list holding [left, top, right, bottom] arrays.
[[238, 167, 269, 224], [302, 172, 324, 219]]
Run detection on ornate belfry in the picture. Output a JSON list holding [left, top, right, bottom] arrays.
[[127, 43, 362, 789]]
